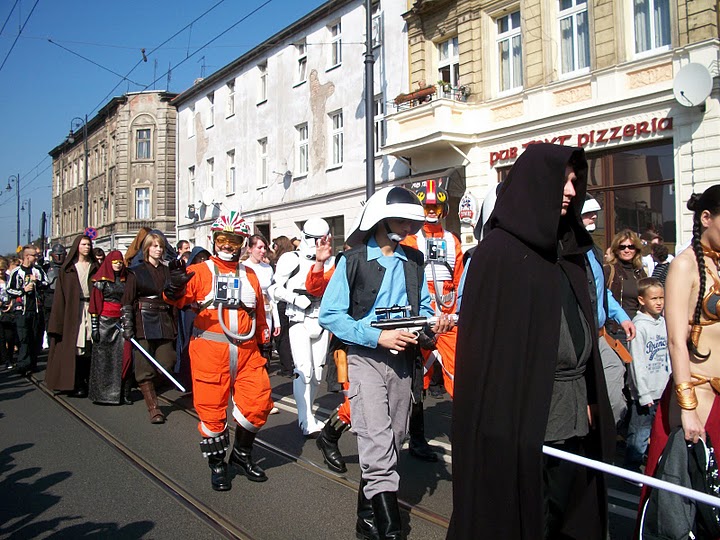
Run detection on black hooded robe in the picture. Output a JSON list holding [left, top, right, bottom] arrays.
[[448, 144, 614, 540]]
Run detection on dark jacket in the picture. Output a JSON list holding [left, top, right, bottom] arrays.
[[448, 144, 614, 540], [45, 236, 99, 391]]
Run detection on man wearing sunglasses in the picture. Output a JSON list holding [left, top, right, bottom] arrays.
[[164, 210, 273, 492]]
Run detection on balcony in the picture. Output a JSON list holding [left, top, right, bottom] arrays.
[[384, 85, 479, 157]]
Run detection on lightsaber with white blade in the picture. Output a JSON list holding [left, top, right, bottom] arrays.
[[543, 445, 720, 508], [119, 325, 186, 392]]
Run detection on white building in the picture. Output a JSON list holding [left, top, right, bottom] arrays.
[[173, 0, 411, 251]]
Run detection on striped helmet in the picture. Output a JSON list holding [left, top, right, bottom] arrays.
[[210, 211, 251, 240]]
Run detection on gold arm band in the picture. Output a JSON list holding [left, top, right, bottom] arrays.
[[675, 382, 699, 410]]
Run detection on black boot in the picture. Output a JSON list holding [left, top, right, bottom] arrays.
[[121, 378, 133, 405], [371, 492, 403, 540], [356, 479, 379, 540], [316, 406, 350, 473], [408, 401, 437, 462], [228, 426, 267, 482], [201, 431, 231, 491]]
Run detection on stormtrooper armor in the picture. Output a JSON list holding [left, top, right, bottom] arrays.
[[269, 218, 334, 435]]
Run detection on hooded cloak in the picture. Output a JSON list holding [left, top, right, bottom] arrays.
[[45, 235, 100, 391], [448, 144, 614, 539]]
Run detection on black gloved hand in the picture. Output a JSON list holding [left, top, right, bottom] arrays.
[[91, 315, 100, 343], [165, 259, 195, 300], [121, 305, 134, 340]]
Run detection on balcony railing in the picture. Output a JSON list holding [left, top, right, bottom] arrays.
[[393, 84, 469, 111]]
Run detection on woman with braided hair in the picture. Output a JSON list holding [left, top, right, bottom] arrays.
[[639, 186, 720, 528]]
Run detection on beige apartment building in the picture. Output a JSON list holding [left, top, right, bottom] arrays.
[[385, 0, 720, 250], [49, 91, 178, 252]]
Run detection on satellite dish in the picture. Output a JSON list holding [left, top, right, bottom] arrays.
[[673, 63, 712, 108], [201, 188, 214, 207]]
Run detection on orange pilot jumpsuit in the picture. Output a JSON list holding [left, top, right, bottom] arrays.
[[306, 266, 351, 425], [402, 222, 464, 397], [166, 256, 273, 437]]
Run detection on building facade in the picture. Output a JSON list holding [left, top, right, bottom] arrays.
[[49, 91, 178, 252], [173, 0, 410, 251], [384, 0, 720, 251]]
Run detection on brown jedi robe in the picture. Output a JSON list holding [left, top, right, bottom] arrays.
[[448, 144, 615, 540], [45, 235, 99, 391]]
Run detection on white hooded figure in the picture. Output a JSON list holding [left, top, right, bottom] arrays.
[[269, 218, 334, 435]]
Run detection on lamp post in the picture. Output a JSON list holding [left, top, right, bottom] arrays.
[[68, 115, 89, 230], [21, 199, 31, 244], [6, 174, 20, 249], [364, 0, 375, 198]]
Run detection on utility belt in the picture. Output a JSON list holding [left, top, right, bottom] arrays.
[[554, 366, 587, 382], [292, 289, 321, 303], [80, 297, 90, 303], [138, 298, 170, 312], [192, 326, 253, 346]]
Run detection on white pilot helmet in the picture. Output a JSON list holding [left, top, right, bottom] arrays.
[[581, 196, 601, 215], [346, 186, 426, 246]]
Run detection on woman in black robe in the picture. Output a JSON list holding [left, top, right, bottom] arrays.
[[88, 250, 128, 405], [448, 143, 614, 539]]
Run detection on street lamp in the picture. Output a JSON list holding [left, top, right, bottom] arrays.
[[68, 115, 89, 230], [21, 199, 31, 244], [6, 174, 20, 249]]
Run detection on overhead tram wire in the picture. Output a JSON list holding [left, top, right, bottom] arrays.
[[136, 0, 274, 94], [88, 0, 229, 117], [0, 0, 40, 74], [0, 0, 20, 36], [47, 39, 145, 87]]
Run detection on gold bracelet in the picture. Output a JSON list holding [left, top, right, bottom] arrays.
[[675, 382, 699, 410]]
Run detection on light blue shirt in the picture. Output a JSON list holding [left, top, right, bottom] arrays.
[[586, 249, 630, 327], [319, 237, 434, 348]]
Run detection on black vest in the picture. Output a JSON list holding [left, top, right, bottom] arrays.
[[344, 243, 424, 321]]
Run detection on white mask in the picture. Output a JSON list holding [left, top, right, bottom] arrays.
[[217, 251, 236, 262]]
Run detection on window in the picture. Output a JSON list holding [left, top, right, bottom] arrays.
[[374, 96, 385, 152], [189, 165, 196, 203], [329, 22, 342, 67], [207, 158, 215, 189], [258, 138, 268, 187], [371, 2, 382, 48], [136, 129, 151, 159], [136, 187, 150, 219], [438, 37, 460, 89], [330, 111, 343, 166], [258, 63, 268, 103], [226, 150, 236, 194], [326, 215, 345, 253], [226, 81, 235, 117], [634, 0, 671, 54], [559, 0, 590, 74], [497, 10, 523, 92], [296, 40, 308, 83], [206, 93, 214, 128], [188, 106, 195, 138], [296, 124, 309, 176]]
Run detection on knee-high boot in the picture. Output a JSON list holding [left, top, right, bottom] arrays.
[[138, 381, 165, 424], [200, 430, 231, 492], [408, 401, 437, 462], [316, 405, 350, 473], [371, 492, 403, 540], [228, 425, 267, 482], [356, 479, 379, 540]]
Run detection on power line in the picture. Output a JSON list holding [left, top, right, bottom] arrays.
[[89, 0, 228, 116], [47, 39, 145, 86], [0, 0, 40, 74], [0, 0, 20, 36], [138, 0, 274, 93]]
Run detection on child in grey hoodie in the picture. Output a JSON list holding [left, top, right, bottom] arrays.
[[625, 277, 669, 472]]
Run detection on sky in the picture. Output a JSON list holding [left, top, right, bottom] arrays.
[[0, 0, 327, 255]]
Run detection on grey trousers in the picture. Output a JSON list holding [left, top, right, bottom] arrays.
[[599, 336, 627, 426], [347, 345, 413, 499]]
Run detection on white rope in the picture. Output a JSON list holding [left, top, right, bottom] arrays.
[[543, 445, 720, 508]]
